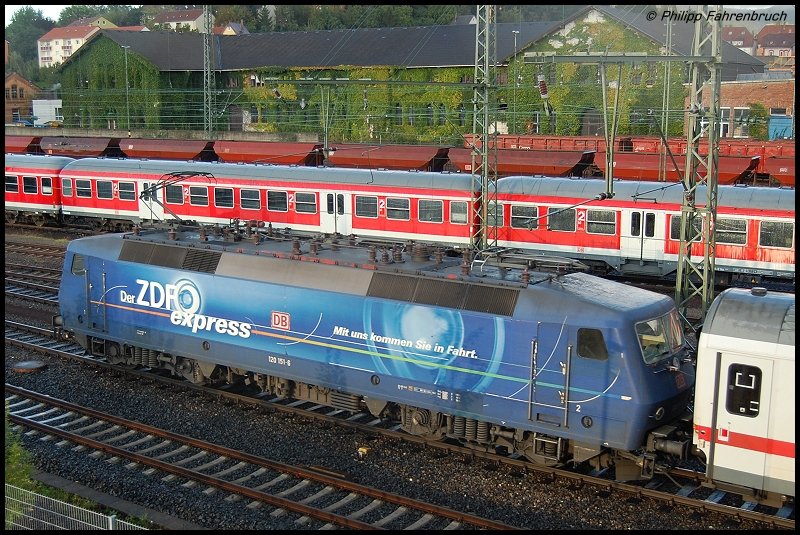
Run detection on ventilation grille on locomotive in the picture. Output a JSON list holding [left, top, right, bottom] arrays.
[[367, 273, 518, 316], [119, 241, 221, 274]]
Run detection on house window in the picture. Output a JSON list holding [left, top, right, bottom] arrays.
[[732, 107, 750, 138]]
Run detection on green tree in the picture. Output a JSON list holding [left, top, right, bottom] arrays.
[[747, 102, 769, 140], [5, 7, 55, 67]]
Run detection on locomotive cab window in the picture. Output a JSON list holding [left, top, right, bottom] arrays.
[[5, 175, 19, 193], [70, 253, 86, 275], [577, 328, 608, 361], [725, 364, 761, 417], [636, 309, 684, 364]]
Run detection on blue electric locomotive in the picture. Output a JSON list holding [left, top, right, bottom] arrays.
[[56, 226, 695, 476]]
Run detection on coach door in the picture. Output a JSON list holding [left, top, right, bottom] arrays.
[[320, 191, 351, 235], [707, 354, 772, 493], [620, 210, 662, 264], [138, 182, 166, 223]]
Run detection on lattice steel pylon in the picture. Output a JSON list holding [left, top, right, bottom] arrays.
[[203, 5, 215, 138], [675, 5, 722, 329], [470, 5, 497, 251]]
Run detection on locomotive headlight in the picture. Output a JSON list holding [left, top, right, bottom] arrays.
[[653, 406, 665, 421]]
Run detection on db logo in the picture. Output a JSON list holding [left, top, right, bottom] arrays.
[[271, 311, 290, 330]]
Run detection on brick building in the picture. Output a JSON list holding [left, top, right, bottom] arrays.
[[5, 72, 41, 124], [689, 77, 795, 139]]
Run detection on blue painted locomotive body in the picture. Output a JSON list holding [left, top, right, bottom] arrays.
[[58, 228, 694, 465]]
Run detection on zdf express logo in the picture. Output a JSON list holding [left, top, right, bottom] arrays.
[[119, 279, 251, 338]]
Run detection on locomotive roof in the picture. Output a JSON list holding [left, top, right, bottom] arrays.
[[496, 176, 795, 211], [67, 228, 673, 325], [703, 287, 795, 347], [60, 157, 481, 192]]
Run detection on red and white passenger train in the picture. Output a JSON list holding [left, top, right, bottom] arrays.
[[5, 153, 795, 288]]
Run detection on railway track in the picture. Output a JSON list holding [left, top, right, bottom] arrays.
[[5, 384, 518, 530], [5, 320, 794, 529]]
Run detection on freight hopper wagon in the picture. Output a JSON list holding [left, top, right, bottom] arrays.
[[56, 227, 696, 478]]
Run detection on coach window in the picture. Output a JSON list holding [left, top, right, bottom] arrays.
[[725, 364, 761, 417], [76, 180, 92, 198], [165, 185, 183, 204], [267, 190, 288, 212], [23, 176, 37, 194], [41, 177, 53, 195], [5, 175, 19, 193], [189, 186, 209, 206], [295, 192, 317, 214], [716, 218, 747, 245], [587, 209, 615, 235], [419, 199, 443, 223], [487, 201, 503, 228], [355, 195, 378, 218], [97, 181, 113, 199], [240, 188, 260, 210], [118, 182, 136, 201], [450, 201, 468, 225], [669, 214, 702, 241], [61, 178, 72, 197], [386, 197, 410, 220], [214, 187, 234, 208], [577, 328, 608, 361], [547, 207, 575, 232], [511, 205, 538, 230], [759, 221, 794, 249]]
